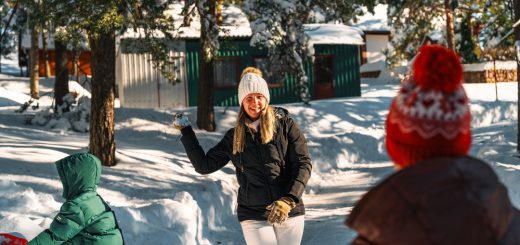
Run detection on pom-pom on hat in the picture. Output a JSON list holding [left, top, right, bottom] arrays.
[[413, 44, 464, 92], [385, 45, 471, 168]]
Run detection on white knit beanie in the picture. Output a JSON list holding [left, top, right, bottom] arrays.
[[238, 73, 270, 105]]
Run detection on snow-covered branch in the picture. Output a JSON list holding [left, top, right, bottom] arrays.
[[244, 0, 311, 103]]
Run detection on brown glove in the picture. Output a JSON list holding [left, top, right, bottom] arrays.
[[266, 196, 296, 225]]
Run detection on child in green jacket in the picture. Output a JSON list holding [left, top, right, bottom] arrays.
[[28, 153, 123, 245]]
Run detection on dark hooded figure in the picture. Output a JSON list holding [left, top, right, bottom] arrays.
[[346, 45, 520, 245]]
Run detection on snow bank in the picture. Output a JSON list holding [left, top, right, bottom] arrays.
[[0, 87, 30, 106], [117, 192, 208, 245], [0, 76, 518, 244], [0, 180, 61, 240]]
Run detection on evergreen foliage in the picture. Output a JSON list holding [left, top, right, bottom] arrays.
[[456, 14, 478, 63], [0, 1, 21, 56], [244, 0, 378, 103], [312, 0, 377, 23], [387, 0, 515, 66], [386, 1, 446, 67], [244, 0, 311, 103], [477, 0, 516, 60]]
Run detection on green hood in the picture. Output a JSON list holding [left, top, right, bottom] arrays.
[[55, 153, 101, 200]]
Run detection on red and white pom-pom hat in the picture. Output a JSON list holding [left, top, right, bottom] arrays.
[[385, 45, 471, 168]]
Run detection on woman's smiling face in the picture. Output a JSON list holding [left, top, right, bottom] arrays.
[[242, 93, 267, 120]]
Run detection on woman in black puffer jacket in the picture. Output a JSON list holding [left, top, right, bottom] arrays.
[[174, 67, 312, 245]]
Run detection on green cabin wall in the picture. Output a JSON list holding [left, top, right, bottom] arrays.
[[185, 39, 360, 107]]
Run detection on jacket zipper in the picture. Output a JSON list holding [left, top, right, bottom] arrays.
[[255, 130, 274, 202], [244, 126, 275, 203]]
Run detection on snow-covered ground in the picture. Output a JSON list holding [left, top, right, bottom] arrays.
[[0, 56, 519, 244]]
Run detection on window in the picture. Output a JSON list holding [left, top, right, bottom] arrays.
[[252, 57, 285, 87], [214, 57, 240, 88]]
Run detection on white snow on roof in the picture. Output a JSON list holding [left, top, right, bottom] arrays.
[[124, 3, 251, 39], [352, 4, 390, 32], [21, 33, 57, 50], [304, 24, 364, 45], [463, 60, 518, 71], [125, 5, 363, 45]]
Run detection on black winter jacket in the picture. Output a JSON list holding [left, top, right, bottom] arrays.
[[346, 156, 520, 245], [180, 107, 312, 221]]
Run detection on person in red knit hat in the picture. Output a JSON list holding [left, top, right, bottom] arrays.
[[346, 45, 520, 244], [386, 44, 471, 168]]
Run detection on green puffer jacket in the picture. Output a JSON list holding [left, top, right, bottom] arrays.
[[28, 153, 124, 245]]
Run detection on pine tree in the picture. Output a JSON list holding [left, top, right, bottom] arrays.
[[244, 0, 378, 103], [54, 38, 69, 112], [15, 0, 222, 163], [457, 14, 478, 63], [24, 0, 46, 99], [387, 0, 515, 66], [244, 0, 311, 103], [195, 0, 219, 131], [0, 1, 20, 57], [29, 26, 39, 99], [312, 0, 378, 23], [386, 1, 449, 67], [477, 0, 515, 60], [54, 0, 123, 166]]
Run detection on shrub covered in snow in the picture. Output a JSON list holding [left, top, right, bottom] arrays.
[[30, 94, 91, 133]]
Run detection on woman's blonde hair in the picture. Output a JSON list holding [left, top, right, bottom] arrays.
[[233, 67, 276, 154]]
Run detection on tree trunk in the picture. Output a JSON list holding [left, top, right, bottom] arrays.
[[196, 0, 216, 131], [29, 27, 39, 99], [197, 54, 216, 131], [42, 29, 51, 77], [89, 31, 116, 166], [72, 49, 80, 80], [445, 0, 455, 50], [54, 39, 69, 111], [515, 0, 520, 152], [216, 0, 223, 25]]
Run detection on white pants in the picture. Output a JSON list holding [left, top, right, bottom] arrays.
[[240, 215, 305, 245]]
